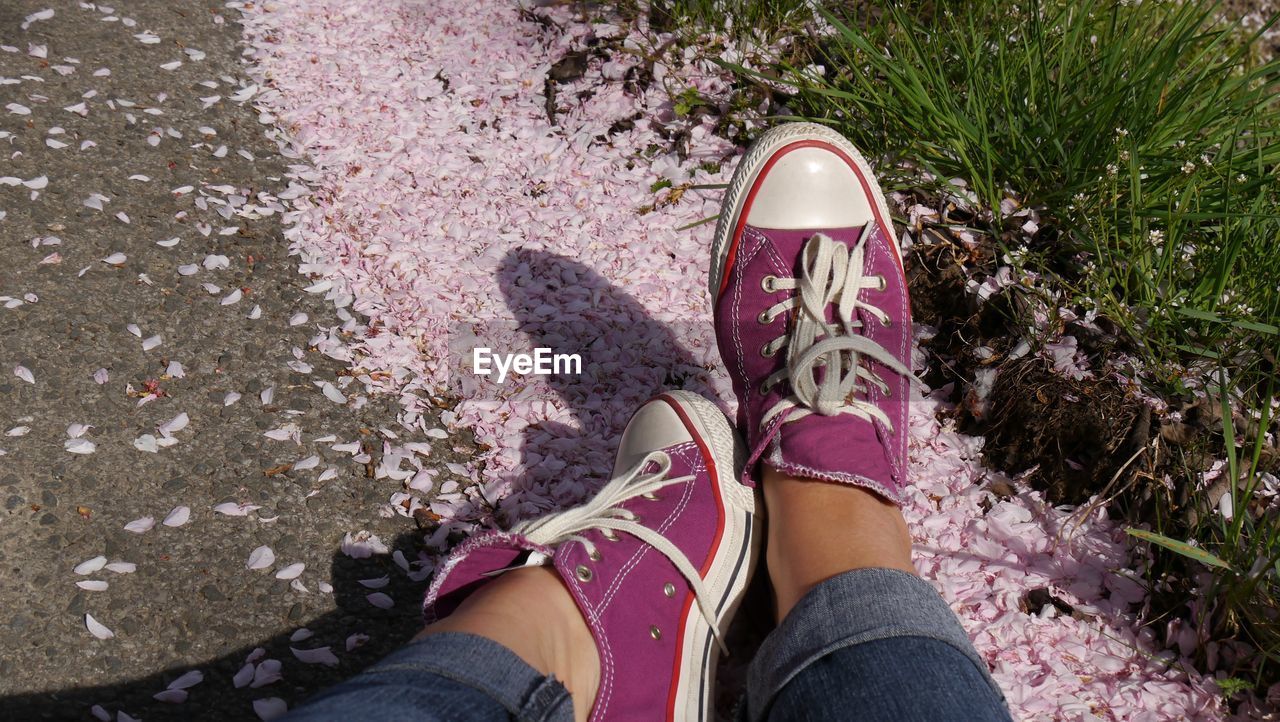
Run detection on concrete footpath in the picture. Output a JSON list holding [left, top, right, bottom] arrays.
[[0, 1, 457, 718]]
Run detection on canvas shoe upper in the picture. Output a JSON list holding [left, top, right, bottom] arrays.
[[424, 391, 759, 721], [710, 122, 916, 503]]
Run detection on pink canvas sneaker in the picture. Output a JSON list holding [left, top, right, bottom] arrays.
[[710, 122, 917, 503], [424, 391, 760, 721]]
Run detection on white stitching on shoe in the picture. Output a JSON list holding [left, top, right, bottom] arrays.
[[595, 443, 698, 612], [556, 442, 697, 721], [576, 574, 615, 719], [862, 231, 904, 481], [756, 240, 793, 365], [513, 444, 729, 659], [731, 228, 773, 432], [729, 235, 752, 419], [893, 240, 911, 476], [877, 229, 912, 481]]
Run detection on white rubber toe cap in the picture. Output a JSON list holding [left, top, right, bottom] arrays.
[[744, 146, 876, 229], [614, 399, 693, 473]]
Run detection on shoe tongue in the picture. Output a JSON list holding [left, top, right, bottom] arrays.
[[774, 412, 896, 494], [748, 223, 875, 331], [753, 223, 884, 410], [747, 224, 870, 273]]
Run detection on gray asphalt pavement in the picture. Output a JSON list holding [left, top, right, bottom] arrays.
[[0, 2, 457, 719]]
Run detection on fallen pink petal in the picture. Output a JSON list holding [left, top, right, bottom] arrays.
[[63, 438, 96, 454], [246, 546, 276, 570], [14, 365, 35, 384], [274, 562, 305, 580], [213, 502, 262, 517], [252, 697, 287, 720], [85, 614, 114, 640], [166, 670, 204, 690], [251, 659, 283, 688], [366, 593, 394, 610], [123, 517, 155, 534], [162, 506, 191, 527], [290, 646, 339, 666], [152, 689, 187, 704]]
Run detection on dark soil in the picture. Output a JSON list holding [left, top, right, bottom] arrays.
[[906, 220, 1277, 510], [902, 215, 1150, 506], [983, 357, 1143, 504]]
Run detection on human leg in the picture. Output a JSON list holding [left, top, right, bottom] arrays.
[[711, 122, 1011, 721], [761, 470, 912, 621], [418, 565, 600, 719], [289, 391, 758, 722], [421, 391, 760, 721], [282, 629, 574, 722]]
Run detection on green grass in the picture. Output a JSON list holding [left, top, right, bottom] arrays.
[[750, 0, 1280, 403], [670, 0, 1280, 698], [1130, 369, 1279, 693], [1206, 369, 1280, 687]]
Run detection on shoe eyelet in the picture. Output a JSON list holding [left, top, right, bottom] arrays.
[[761, 275, 777, 293], [757, 309, 773, 325], [576, 565, 593, 582], [759, 381, 772, 395], [602, 529, 620, 541], [649, 625, 662, 640], [760, 343, 777, 358], [588, 548, 602, 562], [876, 275, 887, 291], [882, 319, 893, 328], [663, 582, 676, 598], [642, 492, 660, 501]]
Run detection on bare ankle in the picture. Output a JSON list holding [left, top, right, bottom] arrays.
[[763, 467, 915, 621], [420, 567, 600, 721]]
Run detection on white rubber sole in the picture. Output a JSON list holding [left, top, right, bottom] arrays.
[[657, 390, 759, 722], [708, 122, 898, 298]]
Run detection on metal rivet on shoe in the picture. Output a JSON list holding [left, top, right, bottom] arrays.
[[642, 492, 660, 501], [877, 275, 887, 291], [760, 343, 777, 358], [757, 309, 772, 325], [663, 582, 676, 598], [602, 529, 619, 541], [588, 548, 602, 562], [575, 565, 593, 582], [649, 625, 662, 640], [761, 275, 776, 292]]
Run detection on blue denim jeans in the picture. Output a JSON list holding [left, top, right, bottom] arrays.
[[284, 568, 1010, 721]]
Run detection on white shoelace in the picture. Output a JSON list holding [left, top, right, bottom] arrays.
[[510, 450, 727, 652], [757, 222, 916, 430]]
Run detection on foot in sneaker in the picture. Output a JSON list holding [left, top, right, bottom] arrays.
[[710, 122, 916, 503], [424, 391, 760, 721]]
